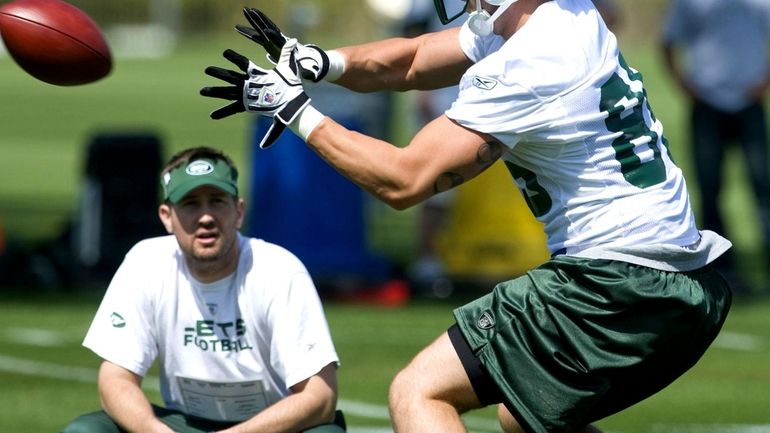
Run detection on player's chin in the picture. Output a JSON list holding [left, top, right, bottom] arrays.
[[191, 248, 224, 263], [191, 241, 224, 261]]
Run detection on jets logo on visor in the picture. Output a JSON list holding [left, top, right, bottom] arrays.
[[186, 160, 214, 175], [473, 75, 498, 91]]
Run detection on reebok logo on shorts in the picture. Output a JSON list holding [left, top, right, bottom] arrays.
[[477, 311, 495, 329]]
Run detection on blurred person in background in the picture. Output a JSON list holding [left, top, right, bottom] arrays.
[[201, 1, 733, 432], [61, 147, 344, 433], [661, 0, 770, 293]]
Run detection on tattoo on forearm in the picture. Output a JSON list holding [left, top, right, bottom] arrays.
[[434, 172, 464, 194], [432, 142, 502, 194], [477, 141, 503, 165]]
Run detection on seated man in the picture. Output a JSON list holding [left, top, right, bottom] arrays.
[[62, 146, 345, 433]]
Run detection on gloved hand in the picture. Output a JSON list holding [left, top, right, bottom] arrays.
[[200, 39, 311, 148], [235, 7, 331, 83]]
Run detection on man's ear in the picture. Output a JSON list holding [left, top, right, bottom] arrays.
[[158, 203, 174, 234], [236, 198, 246, 230]]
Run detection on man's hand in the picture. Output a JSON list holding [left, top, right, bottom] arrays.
[[235, 7, 331, 83], [200, 39, 311, 148]]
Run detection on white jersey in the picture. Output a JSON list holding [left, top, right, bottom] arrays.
[[83, 234, 339, 422], [446, 0, 731, 270]]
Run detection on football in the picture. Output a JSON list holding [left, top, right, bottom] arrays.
[[0, 0, 112, 86]]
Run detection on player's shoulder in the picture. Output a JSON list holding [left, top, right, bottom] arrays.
[[240, 236, 307, 271], [238, 236, 313, 296], [124, 235, 179, 263]]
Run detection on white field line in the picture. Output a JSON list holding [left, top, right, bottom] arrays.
[[3, 353, 768, 433], [1, 327, 766, 433], [713, 331, 766, 351], [2, 327, 76, 347]]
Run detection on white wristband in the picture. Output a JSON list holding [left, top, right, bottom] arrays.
[[289, 104, 325, 141], [325, 50, 345, 82]]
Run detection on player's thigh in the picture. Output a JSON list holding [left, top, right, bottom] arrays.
[[61, 411, 122, 433], [390, 331, 482, 412]]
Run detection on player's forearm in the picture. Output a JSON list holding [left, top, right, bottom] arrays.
[[99, 374, 171, 433], [97, 361, 172, 433], [222, 394, 334, 433], [301, 115, 431, 210], [221, 368, 338, 433]]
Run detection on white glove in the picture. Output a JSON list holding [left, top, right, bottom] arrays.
[[201, 39, 311, 148], [235, 7, 342, 83]]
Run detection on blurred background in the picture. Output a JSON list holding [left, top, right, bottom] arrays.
[[1, 1, 769, 432], [1, 0, 767, 296]]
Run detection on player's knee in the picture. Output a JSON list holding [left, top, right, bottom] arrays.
[[388, 368, 410, 406], [389, 366, 422, 414]]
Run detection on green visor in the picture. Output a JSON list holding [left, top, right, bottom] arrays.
[[161, 158, 238, 203], [434, 0, 468, 24]]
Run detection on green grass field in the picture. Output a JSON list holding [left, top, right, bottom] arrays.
[[0, 293, 769, 433]]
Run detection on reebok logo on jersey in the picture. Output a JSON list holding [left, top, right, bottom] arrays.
[[110, 312, 126, 328], [472, 75, 498, 91]]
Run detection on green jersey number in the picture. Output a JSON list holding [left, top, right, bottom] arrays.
[[505, 161, 552, 218], [505, 55, 669, 218], [600, 55, 667, 188]]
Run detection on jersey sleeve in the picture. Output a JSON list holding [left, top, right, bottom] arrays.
[[446, 67, 549, 148], [82, 243, 159, 376]]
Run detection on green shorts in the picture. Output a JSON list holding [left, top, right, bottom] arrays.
[[453, 256, 731, 433], [61, 406, 347, 433]]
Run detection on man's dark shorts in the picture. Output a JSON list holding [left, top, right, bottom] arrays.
[[451, 256, 731, 433]]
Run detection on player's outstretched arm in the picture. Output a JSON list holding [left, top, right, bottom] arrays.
[[201, 32, 499, 208], [333, 27, 471, 93], [234, 8, 470, 93], [98, 360, 177, 433], [302, 112, 501, 210]]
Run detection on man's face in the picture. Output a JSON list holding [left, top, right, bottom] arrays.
[[159, 185, 244, 272]]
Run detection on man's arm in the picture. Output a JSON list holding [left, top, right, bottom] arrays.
[[333, 27, 472, 93], [234, 7, 469, 92], [660, 41, 695, 101], [301, 113, 503, 210], [98, 360, 176, 433], [219, 363, 339, 433]]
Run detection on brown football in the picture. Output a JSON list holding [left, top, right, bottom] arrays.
[[0, 0, 112, 86]]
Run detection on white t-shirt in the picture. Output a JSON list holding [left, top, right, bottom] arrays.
[[83, 234, 339, 422], [446, 0, 731, 270]]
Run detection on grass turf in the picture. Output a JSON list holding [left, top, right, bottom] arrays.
[[0, 293, 768, 433]]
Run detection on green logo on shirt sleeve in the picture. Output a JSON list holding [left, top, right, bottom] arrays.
[[110, 312, 126, 328]]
